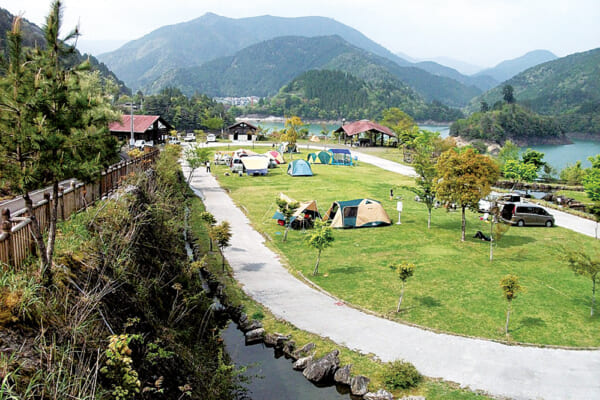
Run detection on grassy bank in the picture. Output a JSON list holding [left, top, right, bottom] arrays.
[[188, 195, 495, 400], [207, 148, 600, 347]]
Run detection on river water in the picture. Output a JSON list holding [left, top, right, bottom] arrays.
[[222, 323, 350, 400], [244, 119, 599, 172]]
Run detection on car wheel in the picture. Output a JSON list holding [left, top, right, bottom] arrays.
[[545, 220, 553, 227], [517, 220, 525, 227]]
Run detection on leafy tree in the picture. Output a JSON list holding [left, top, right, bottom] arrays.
[[583, 168, 600, 201], [0, 3, 119, 281], [282, 115, 303, 146], [211, 221, 232, 271], [588, 154, 600, 170], [275, 198, 299, 242], [560, 161, 585, 185], [496, 140, 520, 170], [500, 274, 522, 335], [407, 130, 439, 228], [435, 148, 499, 241], [305, 220, 334, 276], [199, 211, 217, 251], [203, 116, 224, 131], [185, 146, 210, 184], [391, 262, 415, 312], [565, 251, 600, 317], [502, 84, 515, 104], [521, 149, 546, 172], [381, 107, 416, 136], [503, 159, 539, 189], [480, 101, 490, 112]]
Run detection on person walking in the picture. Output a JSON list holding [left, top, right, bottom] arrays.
[[206, 160, 211, 173]]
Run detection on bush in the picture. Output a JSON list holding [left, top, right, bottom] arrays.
[[383, 360, 422, 390]]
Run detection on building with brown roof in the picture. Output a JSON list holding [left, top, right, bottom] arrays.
[[227, 121, 258, 142], [334, 120, 397, 147], [109, 115, 173, 144]]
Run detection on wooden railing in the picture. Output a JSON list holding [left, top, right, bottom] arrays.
[[0, 149, 159, 269]]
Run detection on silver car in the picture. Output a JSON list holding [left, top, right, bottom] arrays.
[[500, 202, 554, 227]]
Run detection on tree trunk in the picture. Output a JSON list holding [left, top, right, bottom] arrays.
[[283, 225, 290, 242], [45, 181, 60, 272], [24, 192, 49, 274], [461, 206, 466, 242], [396, 282, 405, 312], [312, 250, 321, 276], [595, 221, 598, 240], [187, 168, 195, 185], [490, 218, 494, 262], [221, 246, 225, 272], [427, 207, 431, 229], [591, 278, 596, 317], [505, 302, 512, 335]]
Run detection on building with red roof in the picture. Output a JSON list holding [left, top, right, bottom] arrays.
[[334, 120, 396, 147], [109, 115, 173, 144]]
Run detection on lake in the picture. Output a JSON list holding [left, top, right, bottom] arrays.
[[242, 119, 599, 172]]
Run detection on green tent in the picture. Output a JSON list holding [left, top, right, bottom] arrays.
[[306, 151, 331, 164]]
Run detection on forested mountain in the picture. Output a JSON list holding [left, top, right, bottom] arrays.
[[0, 7, 127, 92], [474, 50, 558, 83], [245, 69, 463, 122], [414, 60, 498, 91], [469, 48, 600, 135], [148, 35, 481, 108], [451, 104, 565, 145], [97, 12, 411, 90]]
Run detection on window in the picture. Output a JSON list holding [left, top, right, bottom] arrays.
[[343, 207, 358, 218]]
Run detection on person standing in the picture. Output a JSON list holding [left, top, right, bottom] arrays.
[[390, 188, 394, 201], [206, 160, 211, 173]]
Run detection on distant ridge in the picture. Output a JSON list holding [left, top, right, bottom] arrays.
[[475, 49, 558, 83]]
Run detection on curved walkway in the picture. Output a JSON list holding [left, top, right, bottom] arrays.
[[183, 159, 600, 400]]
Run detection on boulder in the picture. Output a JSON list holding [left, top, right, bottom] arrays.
[[293, 342, 315, 358], [364, 389, 394, 400], [264, 333, 291, 347], [333, 364, 352, 385], [282, 340, 296, 359], [244, 328, 265, 344], [350, 375, 370, 396], [292, 355, 313, 371], [302, 350, 340, 383], [241, 320, 263, 333]]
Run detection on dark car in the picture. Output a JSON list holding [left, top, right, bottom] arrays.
[[500, 202, 554, 227]]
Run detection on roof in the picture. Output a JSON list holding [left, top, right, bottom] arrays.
[[329, 148, 351, 154], [109, 115, 172, 133], [337, 199, 381, 208], [228, 121, 258, 130], [334, 120, 396, 137]]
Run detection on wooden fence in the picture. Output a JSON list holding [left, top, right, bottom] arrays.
[[0, 149, 159, 269]]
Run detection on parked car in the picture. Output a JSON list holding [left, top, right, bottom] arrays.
[[134, 140, 153, 149], [168, 136, 180, 145], [230, 157, 244, 173], [500, 202, 554, 227], [183, 133, 196, 142], [206, 134, 216, 143]]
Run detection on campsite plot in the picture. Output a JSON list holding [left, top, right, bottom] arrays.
[[211, 151, 600, 347]]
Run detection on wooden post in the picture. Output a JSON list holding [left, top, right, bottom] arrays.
[[43, 192, 51, 232], [59, 186, 65, 220], [1, 208, 13, 268]]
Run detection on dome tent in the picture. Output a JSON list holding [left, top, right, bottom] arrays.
[[323, 199, 391, 228], [287, 159, 313, 176], [306, 151, 332, 164]]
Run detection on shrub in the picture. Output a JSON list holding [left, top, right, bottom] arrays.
[[383, 360, 422, 390], [251, 310, 265, 320]]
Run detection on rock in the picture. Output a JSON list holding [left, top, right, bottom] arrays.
[[302, 350, 340, 383], [238, 312, 248, 325], [264, 333, 291, 347], [363, 389, 394, 400], [333, 364, 352, 385], [350, 375, 370, 396], [292, 355, 313, 370], [293, 342, 315, 358], [244, 328, 265, 344], [400, 396, 425, 400], [241, 320, 263, 333], [282, 340, 296, 359]]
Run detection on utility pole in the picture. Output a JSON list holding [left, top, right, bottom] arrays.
[[129, 92, 135, 148]]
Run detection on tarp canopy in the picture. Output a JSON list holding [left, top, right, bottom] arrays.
[[287, 159, 313, 176], [310, 135, 320, 142], [265, 150, 285, 164], [307, 151, 332, 164], [272, 193, 321, 229], [328, 148, 353, 166], [323, 198, 391, 228], [241, 155, 269, 175], [234, 148, 258, 157]]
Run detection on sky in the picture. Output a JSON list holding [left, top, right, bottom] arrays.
[[3, 0, 600, 70]]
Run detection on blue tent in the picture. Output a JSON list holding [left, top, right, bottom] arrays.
[[287, 159, 313, 176], [329, 148, 353, 165]]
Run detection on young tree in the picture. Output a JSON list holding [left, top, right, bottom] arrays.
[[391, 262, 415, 312], [283, 115, 303, 146], [211, 221, 232, 271], [502, 159, 539, 190], [199, 211, 217, 251], [565, 251, 600, 317], [185, 146, 210, 184], [560, 161, 585, 185], [500, 274, 522, 335], [502, 85, 515, 104], [275, 198, 299, 242], [435, 148, 499, 241], [521, 149, 546, 172], [305, 220, 334, 276], [407, 130, 439, 228]]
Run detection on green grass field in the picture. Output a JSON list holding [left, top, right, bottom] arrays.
[[208, 148, 600, 347]]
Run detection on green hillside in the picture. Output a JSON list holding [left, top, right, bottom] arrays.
[[149, 35, 480, 108], [469, 48, 600, 135], [246, 69, 463, 121], [474, 50, 558, 83]]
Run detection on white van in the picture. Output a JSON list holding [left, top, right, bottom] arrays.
[[206, 134, 216, 143]]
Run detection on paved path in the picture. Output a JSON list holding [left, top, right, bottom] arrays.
[[183, 159, 600, 400]]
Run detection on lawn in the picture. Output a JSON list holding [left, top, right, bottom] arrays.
[[208, 147, 600, 347]]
